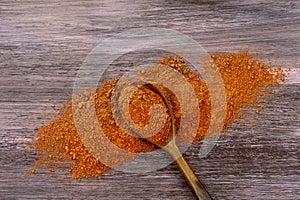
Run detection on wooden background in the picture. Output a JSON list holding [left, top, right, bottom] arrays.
[[0, 0, 299, 199]]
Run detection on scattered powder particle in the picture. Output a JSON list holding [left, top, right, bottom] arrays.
[[32, 51, 288, 181]]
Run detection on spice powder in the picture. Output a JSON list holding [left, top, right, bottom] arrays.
[[32, 51, 288, 181]]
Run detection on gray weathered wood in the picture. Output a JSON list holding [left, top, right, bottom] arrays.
[[0, 0, 299, 199]]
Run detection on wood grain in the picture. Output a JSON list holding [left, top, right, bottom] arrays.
[[0, 0, 299, 199]]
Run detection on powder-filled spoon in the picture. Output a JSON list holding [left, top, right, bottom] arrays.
[[142, 83, 213, 200]]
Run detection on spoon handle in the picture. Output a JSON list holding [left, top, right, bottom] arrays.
[[164, 143, 213, 200]]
